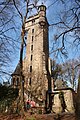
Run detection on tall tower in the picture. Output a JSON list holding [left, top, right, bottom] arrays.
[[24, 4, 49, 103]]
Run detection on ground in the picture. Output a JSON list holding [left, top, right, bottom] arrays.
[[0, 113, 76, 120]]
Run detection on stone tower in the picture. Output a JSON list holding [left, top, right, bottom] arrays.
[[12, 4, 50, 105], [23, 4, 49, 103], [25, 4, 49, 74]]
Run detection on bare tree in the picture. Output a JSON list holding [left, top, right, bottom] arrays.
[[49, 0, 80, 59], [51, 60, 62, 80], [51, 58, 80, 90], [0, 0, 39, 113], [61, 59, 80, 90], [24, 72, 47, 105], [0, 0, 20, 81]]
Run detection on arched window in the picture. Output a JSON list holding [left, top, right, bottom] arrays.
[[32, 19, 35, 24]]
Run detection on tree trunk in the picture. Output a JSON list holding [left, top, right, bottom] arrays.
[[76, 74, 80, 120], [20, 32, 24, 115]]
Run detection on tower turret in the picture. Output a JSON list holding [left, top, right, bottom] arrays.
[[38, 4, 46, 26]]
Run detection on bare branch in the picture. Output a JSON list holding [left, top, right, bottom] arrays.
[[56, 27, 80, 39], [12, 0, 23, 21]]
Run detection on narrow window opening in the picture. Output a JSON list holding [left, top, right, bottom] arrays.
[[31, 55, 33, 61], [30, 66, 32, 72], [32, 29, 34, 33], [29, 78, 31, 85], [31, 45, 33, 51], [32, 36, 34, 41]]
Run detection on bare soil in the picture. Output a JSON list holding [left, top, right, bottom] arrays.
[[0, 112, 76, 120]]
